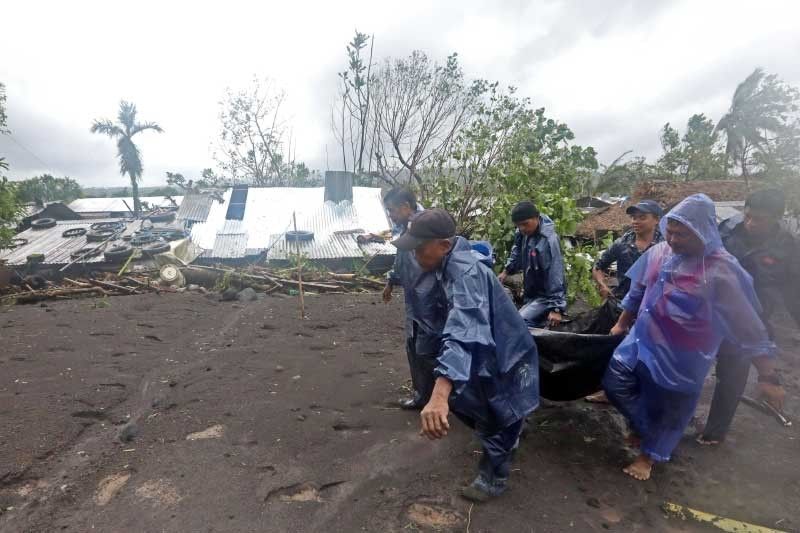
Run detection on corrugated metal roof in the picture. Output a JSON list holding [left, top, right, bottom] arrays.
[[175, 194, 217, 222], [0, 219, 131, 266], [714, 201, 744, 222], [190, 187, 395, 261], [68, 196, 183, 213]]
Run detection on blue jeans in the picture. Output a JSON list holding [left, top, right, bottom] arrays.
[[519, 298, 551, 328]]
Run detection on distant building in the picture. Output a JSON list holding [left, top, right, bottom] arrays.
[[180, 172, 395, 271], [67, 196, 183, 218]]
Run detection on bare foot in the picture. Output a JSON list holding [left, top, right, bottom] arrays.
[[624, 433, 641, 449], [623, 454, 653, 481], [584, 391, 610, 404]]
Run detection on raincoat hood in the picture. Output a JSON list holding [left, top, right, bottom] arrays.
[[661, 194, 722, 256], [448, 236, 493, 270], [538, 214, 556, 238]]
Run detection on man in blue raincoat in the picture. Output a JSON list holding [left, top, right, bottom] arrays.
[[375, 187, 430, 409], [392, 208, 540, 502], [602, 194, 785, 481], [499, 201, 567, 328]]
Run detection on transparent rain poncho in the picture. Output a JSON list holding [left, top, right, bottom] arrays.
[[614, 193, 776, 394]]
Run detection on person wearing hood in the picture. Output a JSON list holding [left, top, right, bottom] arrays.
[[698, 189, 800, 445], [377, 187, 432, 410], [499, 201, 567, 328], [602, 194, 784, 481], [392, 208, 540, 503]]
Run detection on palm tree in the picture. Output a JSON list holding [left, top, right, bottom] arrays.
[[91, 101, 163, 216], [715, 68, 786, 181]]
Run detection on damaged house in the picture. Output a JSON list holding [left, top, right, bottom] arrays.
[[178, 172, 396, 271]]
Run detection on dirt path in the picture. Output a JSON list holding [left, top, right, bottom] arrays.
[[1, 293, 797, 532]]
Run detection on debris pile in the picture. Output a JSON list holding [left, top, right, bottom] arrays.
[[0, 262, 389, 305], [179, 264, 387, 295], [0, 271, 171, 305]]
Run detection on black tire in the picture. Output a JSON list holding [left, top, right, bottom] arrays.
[[148, 211, 176, 223], [31, 218, 57, 230], [62, 227, 87, 238], [86, 229, 116, 242], [285, 230, 314, 242], [130, 233, 159, 246], [90, 221, 125, 232], [104, 244, 134, 263], [141, 241, 171, 257], [10, 237, 28, 248], [70, 246, 102, 260]]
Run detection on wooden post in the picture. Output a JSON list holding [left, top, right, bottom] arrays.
[[293, 212, 305, 318]]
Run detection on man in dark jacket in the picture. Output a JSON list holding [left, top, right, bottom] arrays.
[[593, 200, 664, 303], [378, 187, 431, 410], [392, 209, 540, 502], [698, 189, 800, 444], [499, 201, 567, 328]]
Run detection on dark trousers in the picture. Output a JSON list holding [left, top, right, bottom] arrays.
[[702, 352, 752, 441], [405, 324, 438, 404], [454, 413, 524, 483]]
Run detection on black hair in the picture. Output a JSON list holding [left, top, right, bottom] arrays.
[[383, 186, 417, 208], [745, 189, 785, 218], [511, 201, 540, 223]]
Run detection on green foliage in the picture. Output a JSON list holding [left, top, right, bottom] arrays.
[[657, 114, 725, 181], [15, 174, 83, 204], [423, 85, 600, 304], [716, 68, 800, 178], [564, 245, 601, 307], [0, 177, 24, 249], [589, 153, 660, 196]]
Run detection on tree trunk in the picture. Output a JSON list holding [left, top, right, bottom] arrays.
[[130, 174, 142, 217]]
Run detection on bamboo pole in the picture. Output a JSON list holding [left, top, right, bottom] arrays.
[[293, 212, 305, 318]]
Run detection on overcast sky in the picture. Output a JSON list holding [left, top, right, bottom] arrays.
[[1, 0, 799, 188]]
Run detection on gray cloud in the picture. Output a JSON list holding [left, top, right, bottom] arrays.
[[1, 0, 799, 187]]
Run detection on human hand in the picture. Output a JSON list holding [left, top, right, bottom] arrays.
[[598, 284, 612, 299], [547, 311, 562, 328], [382, 283, 393, 303], [610, 323, 627, 336], [420, 397, 450, 439], [758, 382, 786, 411]]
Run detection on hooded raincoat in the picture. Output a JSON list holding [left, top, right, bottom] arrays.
[[504, 215, 567, 326], [385, 205, 445, 402], [435, 237, 540, 429], [603, 194, 776, 461]]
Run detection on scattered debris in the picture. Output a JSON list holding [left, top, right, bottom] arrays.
[[186, 424, 225, 441], [135, 479, 182, 507], [406, 502, 463, 529], [95, 473, 131, 506]]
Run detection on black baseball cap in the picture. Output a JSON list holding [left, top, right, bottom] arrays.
[[391, 208, 456, 251], [626, 199, 663, 217]]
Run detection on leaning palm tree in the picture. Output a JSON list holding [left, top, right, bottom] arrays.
[[91, 101, 163, 216], [715, 68, 788, 181]]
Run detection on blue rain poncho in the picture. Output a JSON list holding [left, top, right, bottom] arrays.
[[435, 237, 540, 429], [504, 215, 567, 311], [614, 194, 776, 394], [386, 206, 441, 350]]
